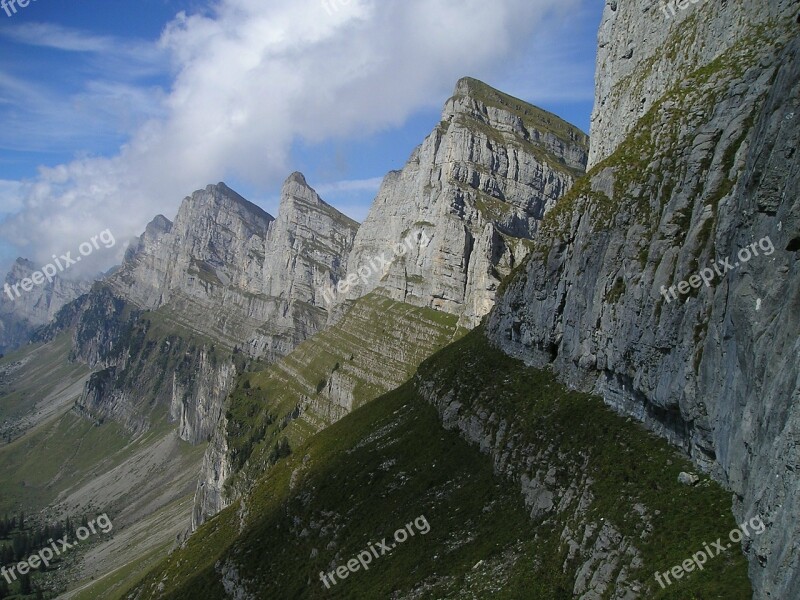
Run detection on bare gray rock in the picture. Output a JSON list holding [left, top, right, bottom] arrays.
[[338, 77, 588, 327], [488, 4, 799, 598], [109, 178, 357, 360]]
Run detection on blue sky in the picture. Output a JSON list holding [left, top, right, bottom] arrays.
[[0, 0, 602, 274]]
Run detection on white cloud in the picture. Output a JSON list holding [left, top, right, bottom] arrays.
[[3, 22, 121, 52], [2, 22, 165, 65], [1, 0, 581, 271]]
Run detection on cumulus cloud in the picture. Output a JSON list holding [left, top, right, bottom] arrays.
[[0, 0, 580, 274]]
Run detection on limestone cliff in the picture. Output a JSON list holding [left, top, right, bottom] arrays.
[[41, 178, 357, 446], [487, 2, 799, 597], [337, 77, 588, 327], [110, 179, 357, 359], [191, 79, 590, 529], [589, 0, 797, 167]]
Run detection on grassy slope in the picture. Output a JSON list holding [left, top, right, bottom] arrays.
[[0, 333, 89, 426], [65, 493, 199, 600], [223, 293, 466, 493], [0, 326, 209, 599], [417, 328, 751, 599], [0, 411, 131, 513], [127, 328, 750, 599]]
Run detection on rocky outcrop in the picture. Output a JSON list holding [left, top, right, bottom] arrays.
[[0, 258, 92, 353], [588, 0, 797, 168], [192, 412, 233, 530], [59, 287, 237, 442], [487, 4, 799, 598], [337, 77, 588, 327], [44, 176, 357, 468], [170, 350, 238, 445], [192, 293, 462, 529], [111, 177, 357, 529], [263, 172, 359, 308], [109, 178, 357, 360], [414, 331, 651, 599], [192, 79, 590, 529]]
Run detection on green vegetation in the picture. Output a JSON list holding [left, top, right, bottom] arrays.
[[606, 276, 627, 303], [0, 409, 174, 514], [221, 293, 466, 496], [0, 333, 89, 428], [128, 328, 750, 599], [415, 328, 752, 599]]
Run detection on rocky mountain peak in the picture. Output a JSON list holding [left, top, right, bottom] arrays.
[[278, 171, 336, 215], [6, 257, 36, 278], [284, 170, 309, 188], [1, 257, 93, 352], [146, 214, 173, 236], [262, 171, 358, 302], [174, 182, 274, 235], [443, 76, 589, 173], [334, 77, 588, 327]]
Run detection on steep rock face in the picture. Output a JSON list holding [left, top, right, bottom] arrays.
[[192, 412, 233, 530], [338, 77, 588, 327], [488, 5, 799, 598], [192, 293, 461, 529], [52, 287, 239, 442], [192, 79, 590, 529], [0, 258, 92, 353], [589, 0, 797, 167], [170, 350, 238, 445], [103, 178, 357, 528], [108, 183, 273, 353], [263, 172, 358, 305], [110, 179, 357, 360], [45, 177, 356, 448]]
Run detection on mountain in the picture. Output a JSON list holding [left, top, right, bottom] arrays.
[[123, 3, 796, 598], [487, 2, 799, 598], [128, 327, 751, 600], [189, 79, 588, 529], [0, 176, 362, 597], [191, 293, 464, 530], [337, 77, 588, 326], [0, 258, 93, 353], [108, 178, 358, 359], [2, 4, 795, 592]]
